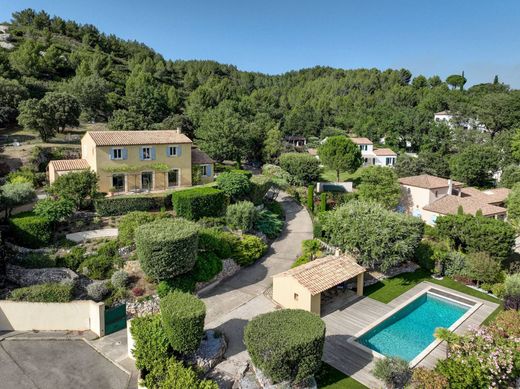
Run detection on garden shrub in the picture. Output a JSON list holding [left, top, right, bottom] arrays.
[[244, 309, 326, 384], [86, 281, 109, 301], [118, 211, 171, 246], [196, 216, 225, 228], [264, 200, 284, 220], [48, 170, 98, 209], [144, 356, 218, 389], [465, 252, 502, 286], [111, 270, 129, 288], [172, 187, 227, 220], [16, 252, 56, 268], [443, 251, 466, 277], [319, 192, 327, 212], [279, 153, 321, 185], [192, 252, 222, 282], [135, 218, 199, 281], [494, 310, 520, 337], [411, 367, 448, 389], [232, 235, 267, 266], [291, 254, 311, 268], [372, 356, 412, 389], [59, 246, 86, 270], [503, 273, 520, 310], [97, 239, 120, 258], [491, 282, 505, 298], [307, 185, 314, 211], [198, 228, 236, 259], [94, 194, 169, 216], [9, 211, 52, 248], [261, 164, 291, 189], [414, 241, 435, 270], [130, 314, 171, 372], [226, 201, 257, 231], [34, 197, 76, 224], [78, 254, 115, 280], [248, 175, 272, 205], [230, 169, 253, 178], [160, 291, 206, 354], [9, 282, 74, 302], [302, 239, 322, 259], [216, 172, 252, 201], [254, 210, 284, 238], [156, 274, 197, 296]]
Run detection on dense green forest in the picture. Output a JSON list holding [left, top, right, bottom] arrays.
[[2, 8, 520, 180]]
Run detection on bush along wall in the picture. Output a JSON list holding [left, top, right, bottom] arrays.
[[244, 309, 326, 384], [135, 218, 199, 281], [172, 187, 228, 220], [94, 194, 169, 216], [9, 211, 52, 248]]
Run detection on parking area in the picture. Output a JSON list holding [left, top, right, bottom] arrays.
[[0, 339, 130, 389]]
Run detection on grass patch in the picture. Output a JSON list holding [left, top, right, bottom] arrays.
[[315, 363, 367, 389], [364, 268, 503, 323], [320, 168, 363, 184]]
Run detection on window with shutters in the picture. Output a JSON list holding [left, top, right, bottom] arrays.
[[168, 146, 177, 156], [112, 148, 123, 160], [201, 165, 208, 176], [142, 147, 151, 160]]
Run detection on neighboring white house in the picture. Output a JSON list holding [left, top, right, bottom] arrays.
[[399, 174, 509, 225], [434, 111, 488, 133], [349, 137, 397, 167]]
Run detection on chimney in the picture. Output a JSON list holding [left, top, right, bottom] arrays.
[[176, 127, 181, 134], [448, 179, 452, 195]]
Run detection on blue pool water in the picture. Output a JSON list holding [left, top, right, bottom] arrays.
[[357, 293, 470, 361]]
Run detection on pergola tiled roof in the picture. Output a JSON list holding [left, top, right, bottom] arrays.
[[274, 254, 365, 295], [398, 174, 463, 189], [86, 130, 192, 146], [48, 159, 90, 171], [349, 137, 373, 145], [191, 148, 214, 164], [460, 187, 510, 204]]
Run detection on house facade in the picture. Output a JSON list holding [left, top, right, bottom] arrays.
[[284, 136, 307, 148], [434, 111, 488, 132], [48, 130, 214, 193], [349, 137, 397, 167], [399, 174, 508, 225]]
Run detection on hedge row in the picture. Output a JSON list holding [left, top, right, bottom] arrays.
[[9, 282, 74, 302], [9, 211, 52, 248], [94, 193, 170, 216], [160, 291, 206, 354], [249, 175, 272, 205], [130, 314, 171, 372], [172, 187, 227, 220], [135, 218, 199, 281], [244, 309, 326, 384]]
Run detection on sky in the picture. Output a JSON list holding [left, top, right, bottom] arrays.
[[1, 0, 520, 87]]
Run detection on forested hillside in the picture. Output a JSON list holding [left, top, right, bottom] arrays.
[[2, 8, 520, 179]]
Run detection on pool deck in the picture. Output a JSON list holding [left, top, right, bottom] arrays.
[[321, 281, 499, 389]]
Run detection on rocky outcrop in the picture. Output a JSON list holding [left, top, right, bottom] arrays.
[[188, 330, 227, 374], [6, 264, 78, 287]]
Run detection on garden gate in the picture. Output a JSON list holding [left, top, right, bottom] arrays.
[[105, 303, 127, 335]]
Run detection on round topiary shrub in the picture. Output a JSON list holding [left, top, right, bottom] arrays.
[[135, 218, 199, 281], [244, 309, 326, 384], [226, 201, 257, 231], [160, 290, 206, 354], [216, 172, 252, 201], [233, 234, 267, 266], [111, 270, 129, 288], [86, 281, 109, 302]]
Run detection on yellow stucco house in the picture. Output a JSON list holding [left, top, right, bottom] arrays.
[[48, 130, 214, 193]]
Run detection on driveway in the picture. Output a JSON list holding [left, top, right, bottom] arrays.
[[0, 338, 130, 389], [199, 192, 313, 381]]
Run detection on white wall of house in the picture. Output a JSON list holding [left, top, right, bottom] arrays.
[[374, 155, 396, 167]]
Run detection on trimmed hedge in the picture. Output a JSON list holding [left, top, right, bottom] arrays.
[[172, 187, 228, 220], [248, 175, 272, 205], [244, 309, 326, 384], [135, 218, 199, 281], [144, 357, 218, 389], [160, 291, 206, 354], [118, 211, 171, 246], [9, 282, 74, 302], [231, 169, 253, 179], [94, 194, 170, 216], [9, 211, 52, 248], [233, 234, 267, 266], [130, 314, 171, 372], [193, 252, 222, 282], [198, 228, 238, 259]]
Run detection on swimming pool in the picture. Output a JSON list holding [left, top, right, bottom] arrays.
[[355, 290, 474, 363]]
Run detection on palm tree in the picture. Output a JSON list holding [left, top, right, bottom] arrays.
[[434, 327, 458, 358]]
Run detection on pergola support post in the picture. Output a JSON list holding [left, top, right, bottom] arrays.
[[356, 272, 364, 296]]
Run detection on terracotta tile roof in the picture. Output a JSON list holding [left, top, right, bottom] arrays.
[[191, 148, 214, 164], [460, 187, 510, 204], [424, 195, 506, 216], [435, 110, 451, 116], [398, 174, 463, 189], [86, 130, 192, 146], [284, 136, 306, 141], [48, 159, 90, 172], [273, 254, 365, 295], [349, 137, 373, 145], [373, 148, 397, 156]]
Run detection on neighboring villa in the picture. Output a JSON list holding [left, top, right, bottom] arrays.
[[434, 110, 488, 132], [48, 130, 214, 193], [399, 174, 509, 225], [284, 135, 307, 148], [349, 137, 397, 167]]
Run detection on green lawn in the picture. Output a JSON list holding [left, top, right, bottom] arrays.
[[315, 363, 367, 389], [364, 268, 503, 324], [320, 168, 363, 184]]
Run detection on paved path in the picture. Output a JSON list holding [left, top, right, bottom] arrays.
[[66, 228, 118, 243], [199, 192, 313, 383]]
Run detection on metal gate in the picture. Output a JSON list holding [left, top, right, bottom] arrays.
[[105, 303, 127, 335]]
